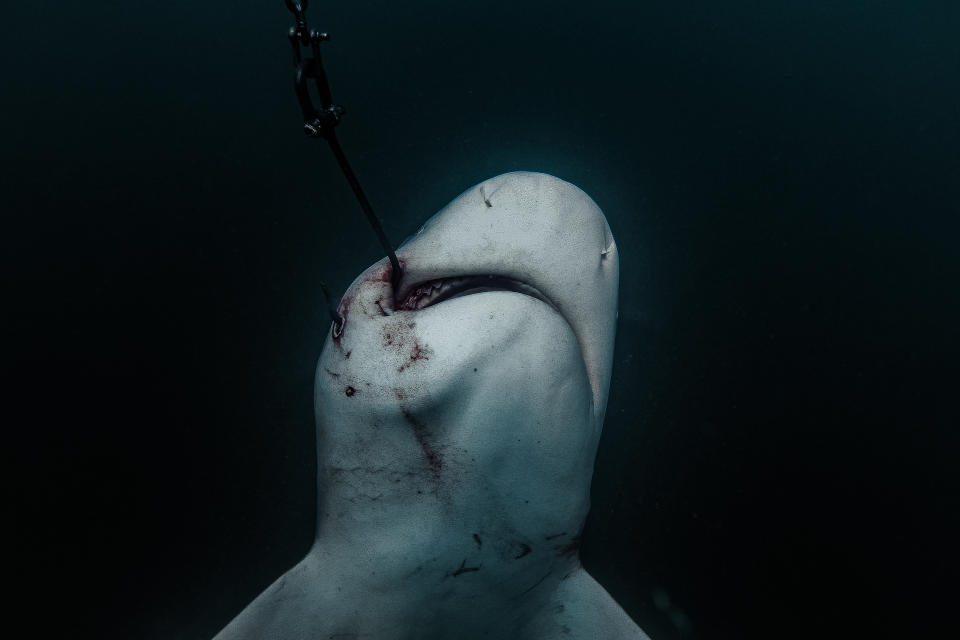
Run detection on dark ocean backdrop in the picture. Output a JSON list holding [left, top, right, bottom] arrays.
[[4, 1, 958, 638]]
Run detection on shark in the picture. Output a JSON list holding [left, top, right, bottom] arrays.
[[213, 171, 649, 639]]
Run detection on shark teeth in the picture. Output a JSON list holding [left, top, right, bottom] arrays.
[[397, 275, 555, 312], [398, 276, 479, 311]]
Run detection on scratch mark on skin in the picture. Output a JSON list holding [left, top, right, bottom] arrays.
[[521, 569, 553, 595], [473, 533, 482, 549], [401, 409, 443, 477], [324, 368, 341, 378], [451, 559, 482, 577], [555, 535, 582, 558], [544, 532, 567, 540], [480, 185, 493, 208], [514, 543, 533, 559], [332, 295, 352, 344], [327, 466, 419, 485]]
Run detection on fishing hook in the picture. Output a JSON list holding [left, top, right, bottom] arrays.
[[285, 0, 403, 289]]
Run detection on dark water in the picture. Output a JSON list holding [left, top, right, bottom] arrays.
[[4, 1, 958, 638]]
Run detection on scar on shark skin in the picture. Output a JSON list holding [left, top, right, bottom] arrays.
[[401, 409, 444, 477], [480, 185, 493, 208], [554, 535, 582, 558], [450, 559, 482, 577]]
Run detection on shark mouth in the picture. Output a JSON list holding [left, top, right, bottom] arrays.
[[397, 275, 556, 312]]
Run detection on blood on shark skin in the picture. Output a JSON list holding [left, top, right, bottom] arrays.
[[213, 172, 648, 640]]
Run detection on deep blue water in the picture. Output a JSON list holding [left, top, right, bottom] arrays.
[[4, 1, 958, 638]]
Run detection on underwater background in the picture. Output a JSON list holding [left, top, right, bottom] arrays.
[[4, 1, 958, 638]]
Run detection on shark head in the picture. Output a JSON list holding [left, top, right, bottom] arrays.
[[312, 171, 619, 609], [213, 172, 641, 640]]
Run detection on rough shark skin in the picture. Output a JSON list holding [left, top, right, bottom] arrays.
[[213, 172, 649, 639]]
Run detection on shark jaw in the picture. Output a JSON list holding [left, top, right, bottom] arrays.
[[213, 173, 646, 640]]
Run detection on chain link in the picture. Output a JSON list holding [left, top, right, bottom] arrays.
[[284, 1, 402, 290]]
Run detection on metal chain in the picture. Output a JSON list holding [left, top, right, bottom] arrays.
[[285, 0, 403, 291]]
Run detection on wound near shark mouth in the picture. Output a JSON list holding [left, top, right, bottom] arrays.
[[332, 294, 352, 342], [380, 319, 434, 372], [331, 261, 403, 343]]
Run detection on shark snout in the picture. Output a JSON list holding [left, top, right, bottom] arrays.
[[393, 172, 619, 419], [327, 172, 618, 424]]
